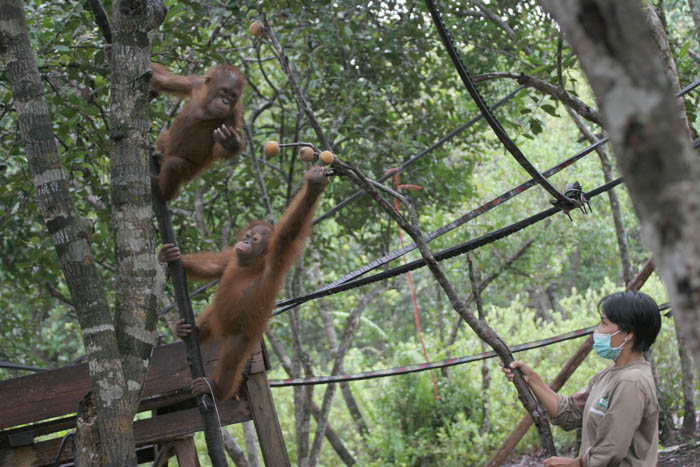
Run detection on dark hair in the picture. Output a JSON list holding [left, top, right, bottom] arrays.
[[598, 291, 661, 352]]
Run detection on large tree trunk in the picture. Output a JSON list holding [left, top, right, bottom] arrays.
[[675, 332, 698, 436], [0, 0, 164, 463], [110, 0, 166, 413], [75, 392, 101, 467], [642, 3, 698, 437], [642, 2, 694, 140], [538, 0, 700, 376], [0, 2, 130, 463]]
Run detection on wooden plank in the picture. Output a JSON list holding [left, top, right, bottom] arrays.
[[0, 340, 265, 430], [136, 445, 157, 464], [0, 398, 252, 467], [246, 371, 290, 467], [174, 437, 201, 467], [2, 390, 195, 449], [0, 444, 155, 467], [1, 417, 74, 449]]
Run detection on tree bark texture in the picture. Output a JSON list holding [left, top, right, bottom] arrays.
[[222, 429, 251, 467], [85, 0, 113, 44], [539, 0, 700, 378], [76, 392, 101, 467], [0, 1, 135, 464], [242, 421, 261, 467], [641, 3, 698, 437], [641, 2, 694, 141], [110, 0, 166, 412], [675, 328, 698, 436]]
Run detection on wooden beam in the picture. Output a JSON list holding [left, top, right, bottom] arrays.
[[0, 398, 251, 466], [174, 437, 201, 467], [246, 370, 291, 467], [0, 340, 265, 430]]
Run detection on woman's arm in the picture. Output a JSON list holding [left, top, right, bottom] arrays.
[[502, 361, 559, 417]]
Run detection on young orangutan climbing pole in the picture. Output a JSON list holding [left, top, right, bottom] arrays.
[[159, 166, 330, 400], [150, 62, 246, 201]]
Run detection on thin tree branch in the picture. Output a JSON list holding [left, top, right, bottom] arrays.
[[85, 0, 113, 44], [474, 71, 601, 125], [308, 287, 383, 465], [448, 238, 534, 345], [265, 330, 357, 465]]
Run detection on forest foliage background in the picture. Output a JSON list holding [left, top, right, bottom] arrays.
[[1, 0, 698, 465]]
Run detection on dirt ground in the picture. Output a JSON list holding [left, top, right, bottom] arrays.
[[657, 440, 700, 466], [500, 440, 700, 466]]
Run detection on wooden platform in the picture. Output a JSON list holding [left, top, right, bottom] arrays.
[[0, 339, 289, 466]]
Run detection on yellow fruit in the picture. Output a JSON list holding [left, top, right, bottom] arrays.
[[298, 146, 314, 162], [319, 150, 335, 165], [249, 21, 265, 37], [263, 140, 280, 157]]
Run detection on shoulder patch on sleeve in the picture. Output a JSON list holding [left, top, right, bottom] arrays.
[[594, 393, 609, 411]]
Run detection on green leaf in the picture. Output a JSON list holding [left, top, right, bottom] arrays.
[[540, 104, 559, 117], [679, 41, 690, 59]]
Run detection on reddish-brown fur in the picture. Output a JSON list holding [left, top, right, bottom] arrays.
[[150, 62, 246, 201], [160, 167, 329, 400]]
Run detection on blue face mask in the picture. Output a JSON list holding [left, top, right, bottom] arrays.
[[593, 329, 628, 360]]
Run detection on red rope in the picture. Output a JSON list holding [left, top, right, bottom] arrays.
[[385, 168, 439, 400]]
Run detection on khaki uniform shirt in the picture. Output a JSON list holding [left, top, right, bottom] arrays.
[[551, 362, 658, 466]]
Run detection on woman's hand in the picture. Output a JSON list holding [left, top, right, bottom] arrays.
[[501, 360, 560, 418], [500, 360, 535, 383], [544, 456, 580, 466]]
